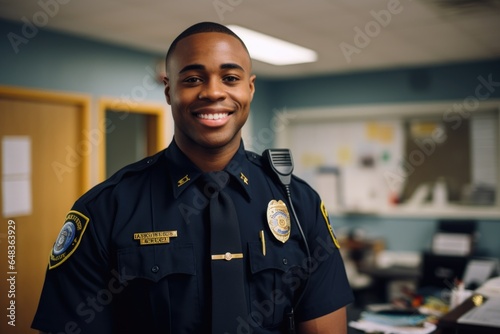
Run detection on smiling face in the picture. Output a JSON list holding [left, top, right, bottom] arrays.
[[164, 32, 256, 158]]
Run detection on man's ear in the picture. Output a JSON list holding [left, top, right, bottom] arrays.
[[163, 76, 171, 105], [249, 74, 256, 101]]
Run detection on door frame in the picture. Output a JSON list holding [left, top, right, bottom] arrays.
[[98, 98, 167, 182], [0, 85, 92, 192], [0, 85, 92, 333]]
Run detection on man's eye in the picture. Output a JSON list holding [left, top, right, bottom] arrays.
[[224, 75, 239, 82], [184, 77, 202, 83]]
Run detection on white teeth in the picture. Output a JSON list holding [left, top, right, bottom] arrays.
[[197, 113, 228, 120]]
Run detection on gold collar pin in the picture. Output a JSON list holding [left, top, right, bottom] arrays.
[[177, 175, 190, 187], [240, 172, 249, 185]]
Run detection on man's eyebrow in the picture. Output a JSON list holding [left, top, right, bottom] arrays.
[[221, 63, 245, 71], [179, 63, 245, 75], [179, 64, 205, 74]]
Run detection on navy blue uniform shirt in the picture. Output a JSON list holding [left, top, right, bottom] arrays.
[[32, 140, 354, 333]]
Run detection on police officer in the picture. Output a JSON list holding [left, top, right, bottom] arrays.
[[33, 22, 354, 333]]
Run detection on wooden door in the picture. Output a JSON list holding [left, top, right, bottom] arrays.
[[0, 86, 90, 333], [98, 99, 166, 181]]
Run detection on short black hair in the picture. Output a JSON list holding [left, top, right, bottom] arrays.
[[165, 22, 249, 72]]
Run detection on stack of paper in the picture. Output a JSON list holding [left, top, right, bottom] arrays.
[[349, 309, 436, 334], [349, 320, 436, 334]]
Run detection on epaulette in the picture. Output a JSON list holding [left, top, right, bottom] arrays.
[[245, 150, 264, 167], [246, 149, 311, 190], [246, 149, 288, 185], [79, 149, 166, 202]]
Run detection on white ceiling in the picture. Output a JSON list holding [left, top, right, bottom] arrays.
[[1, 0, 500, 78]]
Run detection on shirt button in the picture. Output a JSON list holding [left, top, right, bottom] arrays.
[[147, 159, 153, 164], [282, 258, 288, 265], [151, 265, 159, 273]]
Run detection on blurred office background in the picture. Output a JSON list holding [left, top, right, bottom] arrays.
[[0, 1, 499, 332]]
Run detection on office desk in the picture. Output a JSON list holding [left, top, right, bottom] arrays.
[[358, 265, 421, 302], [349, 287, 498, 334], [436, 295, 499, 334], [350, 295, 499, 334], [359, 265, 421, 280]]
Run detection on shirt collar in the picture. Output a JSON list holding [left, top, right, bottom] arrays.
[[165, 140, 252, 200], [165, 140, 203, 199], [224, 142, 252, 200]]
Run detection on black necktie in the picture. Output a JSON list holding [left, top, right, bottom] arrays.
[[203, 171, 248, 333]]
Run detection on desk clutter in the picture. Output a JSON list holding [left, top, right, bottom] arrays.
[[343, 220, 500, 334], [438, 288, 500, 334], [349, 304, 437, 334], [349, 276, 500, 334]]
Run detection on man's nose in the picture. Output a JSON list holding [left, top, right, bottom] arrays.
[[198, 78, 226, 101]]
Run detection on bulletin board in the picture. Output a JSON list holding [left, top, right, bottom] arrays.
[[287, 119, 404, 214], [275, 101, 500, 218]]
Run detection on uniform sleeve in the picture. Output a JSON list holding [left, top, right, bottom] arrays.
[[32, 192, 116, 333], [292, 186, 354, 322]]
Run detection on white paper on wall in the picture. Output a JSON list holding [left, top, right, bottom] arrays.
[[2, 136, 32, 217]]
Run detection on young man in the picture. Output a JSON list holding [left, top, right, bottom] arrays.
[[33, 22, 353, 333]]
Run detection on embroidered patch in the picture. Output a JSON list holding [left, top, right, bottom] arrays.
[[49, 210, 90, 269], [320, 201, 340, 249]]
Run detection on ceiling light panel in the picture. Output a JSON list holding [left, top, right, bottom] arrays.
[[227, 25, 318, 66]]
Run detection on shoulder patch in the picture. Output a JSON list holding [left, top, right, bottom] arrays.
[[49, 210, 90, 269], [320, 201, 340, 249]]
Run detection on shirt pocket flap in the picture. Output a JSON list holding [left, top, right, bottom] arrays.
[[248, 241, 302, 274], [117, 244, 195, 283]]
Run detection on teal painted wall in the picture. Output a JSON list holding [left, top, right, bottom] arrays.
[[266, 60, 500, 109], [2, 19, 164, 101], [332, 217, 500, 258], [2, 19, 499, 257]]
